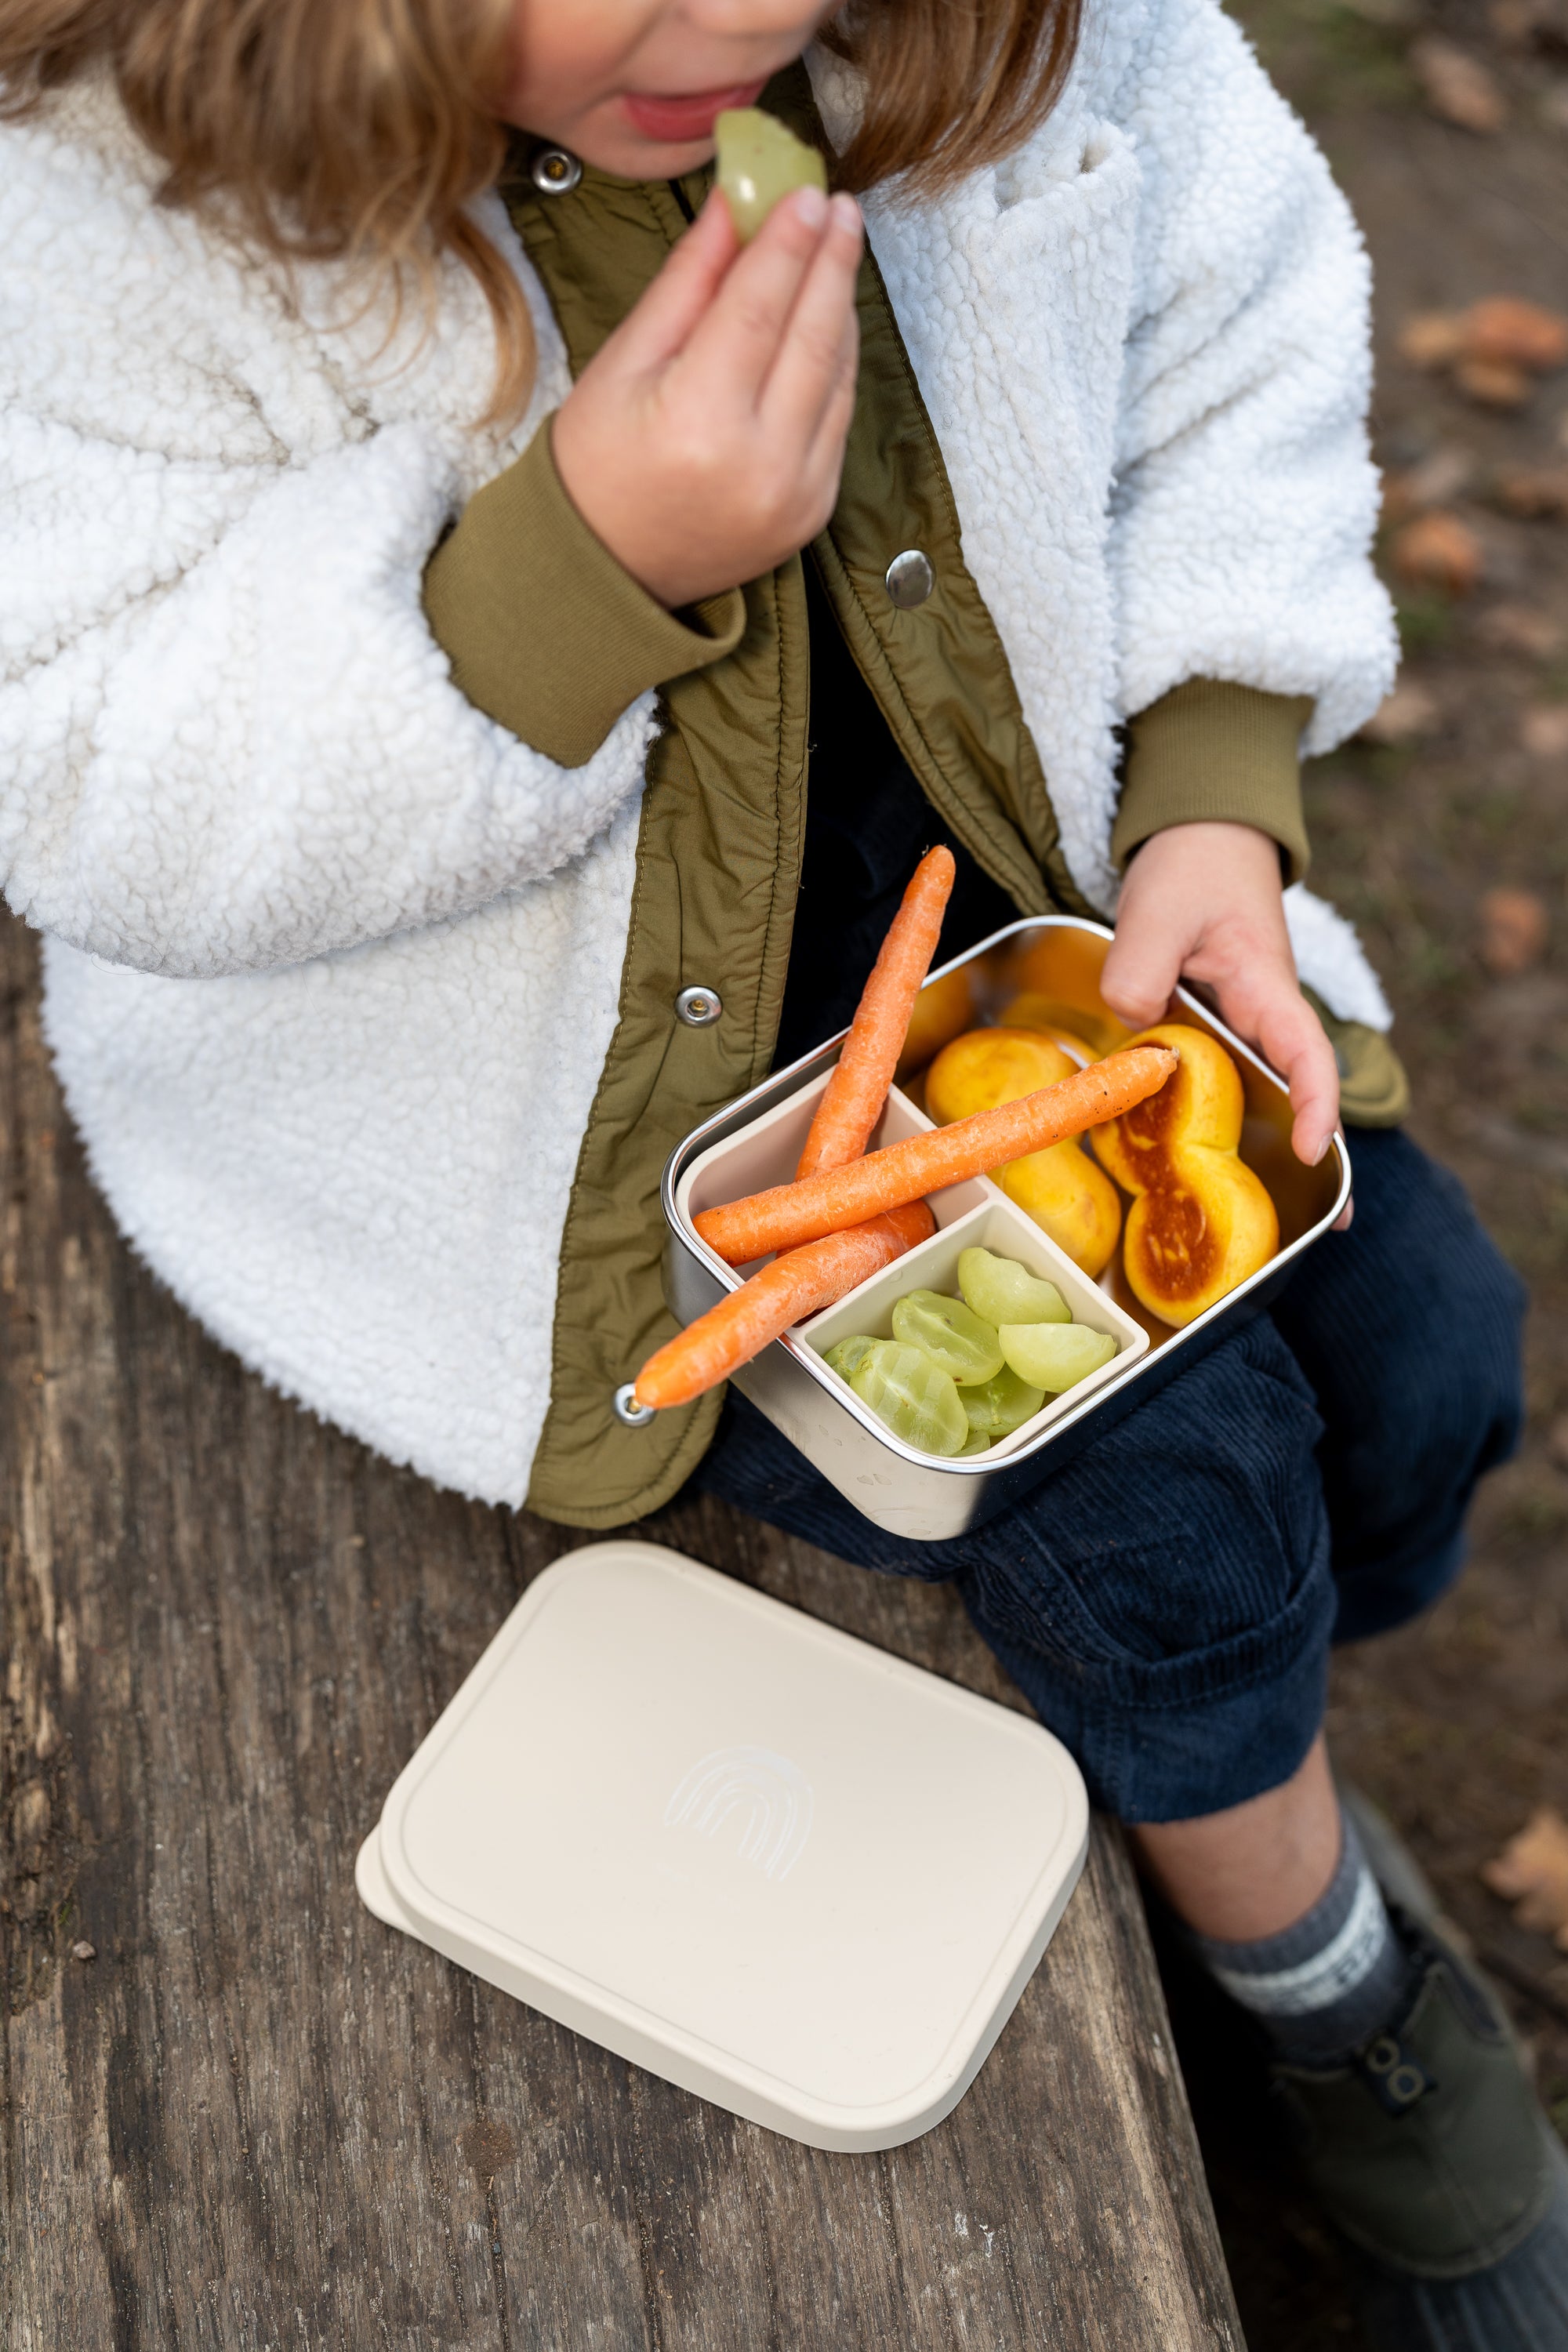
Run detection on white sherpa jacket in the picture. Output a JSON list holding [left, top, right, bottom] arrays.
[[0, 0, 1396, 1507]]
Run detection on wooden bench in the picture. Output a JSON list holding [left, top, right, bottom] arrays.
[[0, 907, 1243, 2349]]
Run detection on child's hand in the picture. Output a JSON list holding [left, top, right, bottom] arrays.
[[1102, 821, 1342, 1174], [551, 184, 863, 612]]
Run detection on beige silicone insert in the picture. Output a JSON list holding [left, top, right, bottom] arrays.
[[802, 1199, 1145, 1460], [676, 1069, 990, 1261]]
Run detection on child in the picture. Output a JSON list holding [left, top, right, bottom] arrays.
[[2, 2, 1561, 2340]]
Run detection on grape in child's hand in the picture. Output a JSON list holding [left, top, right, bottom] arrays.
[[716, 110, 826, 245], [550, 175, 863, 612]]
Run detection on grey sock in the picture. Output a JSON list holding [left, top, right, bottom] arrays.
[[1191, 1810, 1417, 2065]]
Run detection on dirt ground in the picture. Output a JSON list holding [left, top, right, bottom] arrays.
[[1192, 0, 1568, 2337]]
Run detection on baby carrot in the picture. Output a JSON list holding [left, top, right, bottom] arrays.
[[638, 854, 958, 1409], [633, 1201, 937, 1410], [695, 1046, 1178, 1265], [796, 845, 956, 1178]]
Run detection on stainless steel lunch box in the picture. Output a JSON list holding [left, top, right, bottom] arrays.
[[662, 916, 1351, 1541]]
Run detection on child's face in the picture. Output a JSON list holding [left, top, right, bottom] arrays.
[[500, 0, 837, 180]]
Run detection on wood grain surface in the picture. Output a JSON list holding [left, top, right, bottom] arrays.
[[0, 908, 1242, 2350]]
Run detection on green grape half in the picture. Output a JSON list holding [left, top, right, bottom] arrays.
[[998, 1322, 1118, 1393], [957, 1247, 1071, 1329], [822, 1334, 879, 1384], [890, 1290, 1004, 1385], [851, 1341, 969, 1457], [958, 1427, 993, 1455], [714, 109, 828, 245], [960, 1364, 1048, 1439]]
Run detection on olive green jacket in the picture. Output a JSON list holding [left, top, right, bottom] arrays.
[[422, 93, 1404, 1529]]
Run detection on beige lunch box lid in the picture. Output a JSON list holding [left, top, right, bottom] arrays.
[[357, 1540, 1088, 2152]]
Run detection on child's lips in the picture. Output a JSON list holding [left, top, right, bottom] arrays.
[[622, 80, 768, 143]]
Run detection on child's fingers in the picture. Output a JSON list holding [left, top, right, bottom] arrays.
[[1101, 906, 1187, 1030], [1251, 983, 1341, 1167], [684, 183, 834, 399], [614, 189, 739, 369], [760, 194, 864, 443]]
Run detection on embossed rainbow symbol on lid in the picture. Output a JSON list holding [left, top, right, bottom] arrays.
[[662, 1747, 815, 1882]]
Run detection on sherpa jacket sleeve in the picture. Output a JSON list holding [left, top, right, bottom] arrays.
[[1105, 0, 1396, 759], [0, 105, 665, 983]]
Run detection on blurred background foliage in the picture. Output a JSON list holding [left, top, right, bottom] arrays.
[[1190, 0, 1568, 2336]]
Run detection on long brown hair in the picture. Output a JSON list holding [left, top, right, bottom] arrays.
[[0, 0, 1080, 423]]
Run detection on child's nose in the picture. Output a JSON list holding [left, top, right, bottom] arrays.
[[682, 0, 829, 46]]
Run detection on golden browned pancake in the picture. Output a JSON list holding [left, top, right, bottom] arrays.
[[1092, 1023, 1278, 1325], [926, 1029, 1123, 1276]]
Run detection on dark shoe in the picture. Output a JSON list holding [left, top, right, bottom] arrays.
[[1271, 1786, 1568, 2349], [1345, 2135, 1568, 2351], [1271, 1913, 1555, 2278]]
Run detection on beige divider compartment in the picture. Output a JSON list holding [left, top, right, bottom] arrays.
[[675, 1066, 989, 1256], [800, 1199, 1146, 1462]]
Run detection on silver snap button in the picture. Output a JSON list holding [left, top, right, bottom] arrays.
[[612, 1382, 655, 1428], [675, 985, 722, 1028], [885, 549, 935, 609], [531, 146, 583, 196]]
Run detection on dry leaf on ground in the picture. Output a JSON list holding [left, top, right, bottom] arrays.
[[1465, 297, 1568, 372], [1476, 603, 1565, 658], [1457, 358, 1533, 409], [1382, 447, 1475, 521], [1488, 0, 1534, 39], [1397, 299, 1568, 394], [1399, 311, 1468, 369], [1478, 886, 1549, 975], [1482, 1806, 1568, 1950], [1410, 36, 1508, 132], [1522, 704, 1568, 757], [1360, 683, 1441, 743], [1391, 511, 1484, 595], [1494, 466, 1568, 518]]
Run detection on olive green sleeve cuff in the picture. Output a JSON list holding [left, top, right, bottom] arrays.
[[1302, 987, 1411, 1127], [422, 419, 746, 768], [1112, 680, 1315, 884]]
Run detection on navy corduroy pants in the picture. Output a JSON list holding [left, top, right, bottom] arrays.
[[691, 1131, 1526, 1821]]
